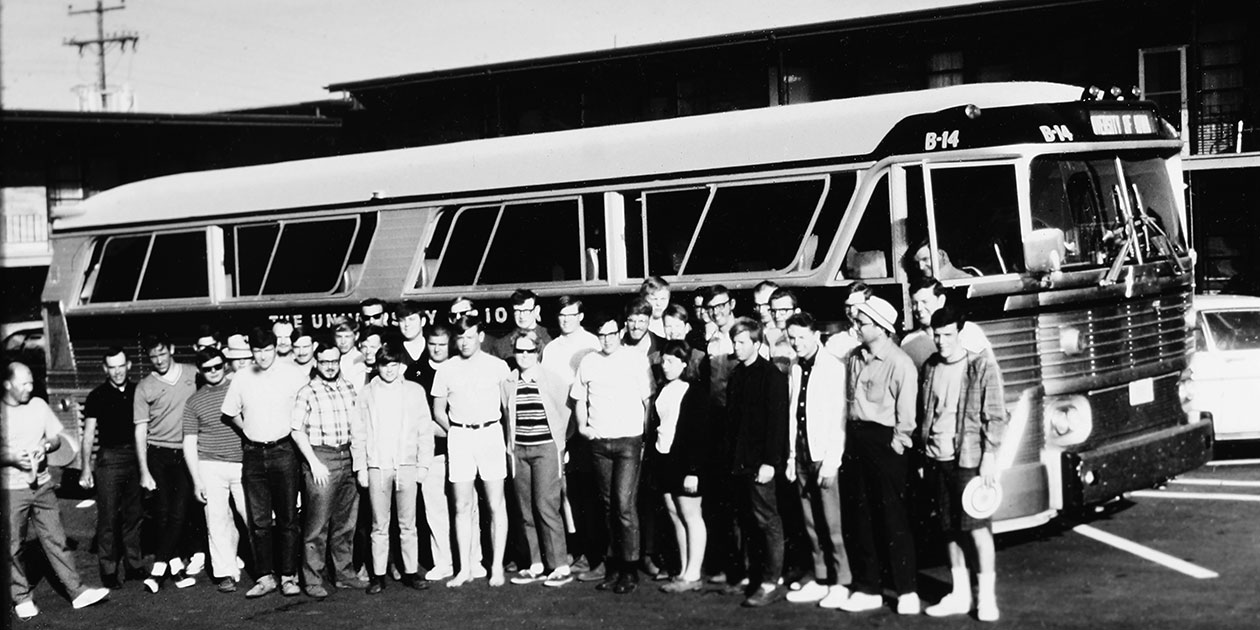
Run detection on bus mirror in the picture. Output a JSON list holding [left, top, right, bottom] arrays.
[[1024, 228, 1066, 274]]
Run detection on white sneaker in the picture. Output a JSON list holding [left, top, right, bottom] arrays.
[[424, 565, 454, 581], [14, 600, 39, 620], [786, 580, 829, 603], [926, 591, 972, 617], [185, 552, 206, 576], [896, 592, 921, 615], [72, 587, 110, 609], [818, 585, 852, 609], [838, 591, 884, 612], [977, 598, 1000, 622]]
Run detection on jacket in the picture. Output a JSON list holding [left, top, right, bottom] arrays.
[[786, 349, 847, 481], [916, 350, 1008, 469], [501, 368, 567, 478], [725, 356, 789, 475], [352, 377, 435, 475]]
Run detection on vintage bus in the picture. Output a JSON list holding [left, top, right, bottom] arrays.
[[42, 81, 1210, 531]]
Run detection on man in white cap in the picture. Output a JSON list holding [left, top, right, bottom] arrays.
[[837, 295, 921, 615]]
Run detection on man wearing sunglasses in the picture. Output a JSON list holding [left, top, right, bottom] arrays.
[[182, 348, 246, 594], [490, 289, 553, 364]]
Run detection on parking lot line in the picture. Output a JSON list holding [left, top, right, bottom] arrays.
[[1130, 490, 1260, 502], [1071, 524, 1219, 579], [1205, 458, 1260, 466], [1169, 478, 1260, 488]]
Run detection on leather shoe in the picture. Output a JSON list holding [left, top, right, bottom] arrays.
[[742, 584, 787, 608], [103, 574, 124, 590], [612, 571, 639, 595], [594, 570, 620, 591], [366, 578, 386, 595], [401, 574, 430, 591]]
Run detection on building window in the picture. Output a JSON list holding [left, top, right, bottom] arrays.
[[1138, 46, 1189, 151], [928, 51, 964, 89]]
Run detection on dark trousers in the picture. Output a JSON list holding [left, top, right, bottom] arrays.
[[841, 421, 917, 596], [590, 436, 642, 566], [738, 473, 785, 584], [301, 447, 359, 587], [242, 439, 301, 577], [147, 446, 192, 564], [94, 447, 144, 578], [703, 469, 746, 582], [565, 435, 601, 566]]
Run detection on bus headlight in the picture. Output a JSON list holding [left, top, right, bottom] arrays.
[[1059, 326, 1083, 355], [1179, 368, 1197, 416], [1045, 395, 1092, 447]]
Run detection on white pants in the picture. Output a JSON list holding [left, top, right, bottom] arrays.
[[199, 460, 245, 580]]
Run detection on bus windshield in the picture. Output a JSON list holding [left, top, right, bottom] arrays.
[[1030, 152, 1186, 268]]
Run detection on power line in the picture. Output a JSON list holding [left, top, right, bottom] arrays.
[[63, 0, 139, 110]]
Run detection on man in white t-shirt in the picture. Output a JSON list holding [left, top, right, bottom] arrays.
[[432, 314, 511, 588], [902, 278, 992, 369], [571, 314, 652, 595]]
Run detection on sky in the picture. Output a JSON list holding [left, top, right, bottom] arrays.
[[1, 0, 987, 114]]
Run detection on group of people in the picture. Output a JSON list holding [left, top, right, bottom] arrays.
[[3, 267, 1008, 622]]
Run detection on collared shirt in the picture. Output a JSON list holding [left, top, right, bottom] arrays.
[[84, 380, 136, 449], [183, 381, 241, 462], [431, 351, 510, 425], [291, 376, 358, 448], [847, 337, 918, 450], [795, 352, 816, 459], [540, 330, 601, 386], [706, 325, 736, 407], [134, 364, 198, 449], [221, 361, 310, 443], [571, 347, 651, 439], [341, 348, 368, 390]]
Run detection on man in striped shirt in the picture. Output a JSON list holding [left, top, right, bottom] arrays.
[[182, 347, 246, 593], [291, 343, 364, 598]]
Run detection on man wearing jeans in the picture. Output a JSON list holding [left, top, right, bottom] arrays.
[[571, 314, 652, 595], [291, 344, 364, 598], [221, 327, 309, 598], [182, 348, 247, 593], [79, 347, 145, 588], [135, 334, 199, 594]]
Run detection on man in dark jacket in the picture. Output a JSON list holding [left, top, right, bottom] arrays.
[[724, 317, 789, 608]]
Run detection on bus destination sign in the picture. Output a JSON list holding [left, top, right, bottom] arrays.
[[1090, 110, 1157, 136]]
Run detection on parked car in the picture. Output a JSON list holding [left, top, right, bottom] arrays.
[[1190, 294, 1260, 441]]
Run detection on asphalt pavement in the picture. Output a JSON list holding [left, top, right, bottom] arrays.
[[9, 444, 1260, 630]]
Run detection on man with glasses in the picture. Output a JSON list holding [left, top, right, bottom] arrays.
[[752, 281, 780, 329], [360, 298, 390, 329], [80, 347, 144, 588], [291, 343, 367, 597], [135, 334, 199, 593], [764, 287, 801, 374], [491, 289, 553, 363], [839, 296, 920, 615], [432, 314, 511, 588], [703, 285, 745, 591], [182, 348, 247, 593], [571, 314, 652, 595], [539, 296, 601, 580], [221, 328, 310, 598]]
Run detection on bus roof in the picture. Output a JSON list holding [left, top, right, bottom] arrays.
[[57, 81, 1084, 231]]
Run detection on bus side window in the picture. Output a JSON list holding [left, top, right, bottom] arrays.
[[805, 172, 855, 272], [85, 234, 149, 303], [684, 179, 825, 275], [581, 193, 606, 281], [627, 188, 708, 278], [234, 224, 279, 296], [136, 231, 209, 300], [262, 217, 359, 295], [479, 199, 584, 285], [843, 174, 892, 279]]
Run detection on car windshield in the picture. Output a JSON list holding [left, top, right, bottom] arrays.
[[1202, 310, 1260, 351], [1030, 152, 1185, 268]]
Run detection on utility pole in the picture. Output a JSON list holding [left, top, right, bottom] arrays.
[[64, 0, 139, 111]]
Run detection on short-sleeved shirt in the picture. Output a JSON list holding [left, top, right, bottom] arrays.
[[221, 361, 310, 443], [571, 348, 652, 439], [431, 351, 510, 425], [182, 381, 241, 462], [2, 397, 65, 490], [291, 377, 357, 448], [84, 380, 136, 449], [134, 364, 198, 449]]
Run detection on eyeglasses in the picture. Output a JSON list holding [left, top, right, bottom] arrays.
[[514, 347, 538, 354], [597, 330, 621, 339], [770, 307, 797, 314], [557, 311, 582, 319], [363, 311, 385, 320], [199, 363, 225, 373], [705, 299, 732, 312]]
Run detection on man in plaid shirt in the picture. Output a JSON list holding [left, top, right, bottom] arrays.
[[290, 343, 364, 598]]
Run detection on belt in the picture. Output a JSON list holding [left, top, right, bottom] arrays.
[[449, 419, 500, 430], [245, 437, 291, 448], [312, 443, 351, 453]]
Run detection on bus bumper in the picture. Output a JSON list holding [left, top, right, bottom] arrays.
[[1061, 420, 1214, 509]]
